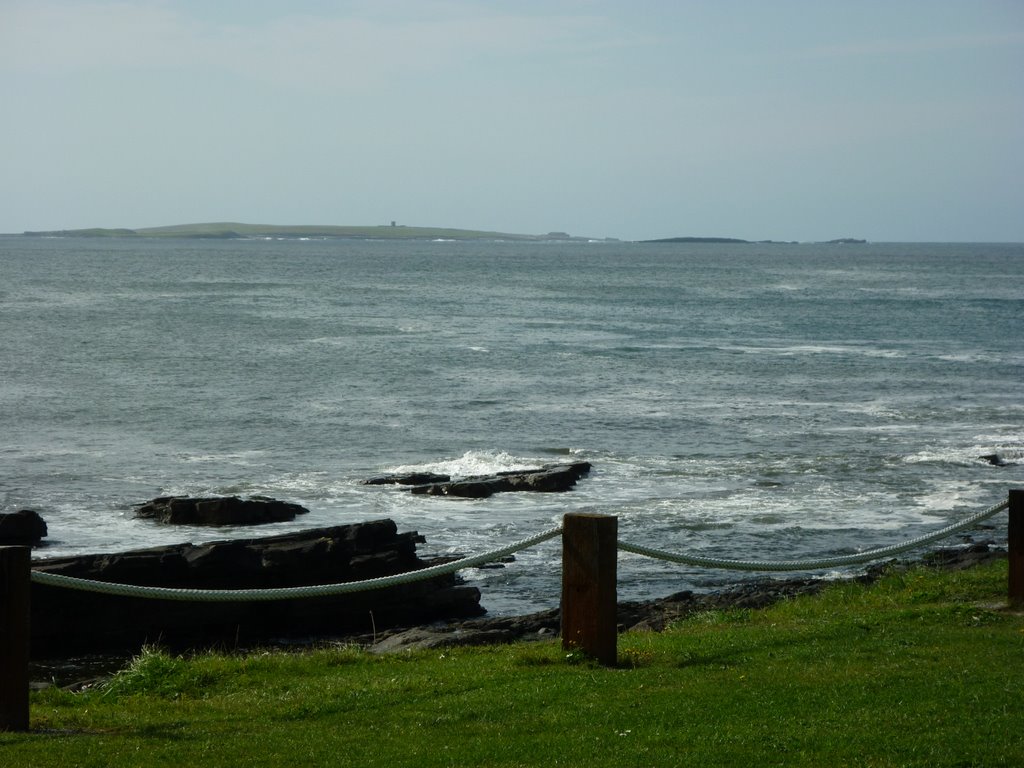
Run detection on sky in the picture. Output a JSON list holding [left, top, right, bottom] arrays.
[[1, 1, 1022, 242]]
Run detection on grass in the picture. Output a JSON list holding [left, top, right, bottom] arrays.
[[4, 560, 1023, 767]]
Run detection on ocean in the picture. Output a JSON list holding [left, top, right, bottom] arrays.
[[2, 235, 1022, 615]]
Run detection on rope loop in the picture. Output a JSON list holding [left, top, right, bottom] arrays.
[[618, 499, 1009, 572], [29, 525, 563, 602]]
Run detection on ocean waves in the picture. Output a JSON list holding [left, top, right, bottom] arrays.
[[1, 236, 1021, 612]]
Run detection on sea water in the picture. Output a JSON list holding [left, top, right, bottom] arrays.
[[1, 235, 1021, 614]]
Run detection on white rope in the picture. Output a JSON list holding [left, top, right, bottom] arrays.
[[618, 499, 1009, 572], [29, 526, 563, 602]]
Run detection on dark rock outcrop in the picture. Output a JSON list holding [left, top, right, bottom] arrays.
[[134, 495, 309, 525], [29, 520, 484, 658], [0, 509, 48, 545], [407, 462, 592, 498], [979, 454, 1016, 467]]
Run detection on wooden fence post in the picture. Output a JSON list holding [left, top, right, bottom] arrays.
[[1, 546, 31, 732], [1009, 489, 1024, 608], [561, 513, 617, 666]]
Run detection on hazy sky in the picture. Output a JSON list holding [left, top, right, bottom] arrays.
[[2, 1, 1022, 241]]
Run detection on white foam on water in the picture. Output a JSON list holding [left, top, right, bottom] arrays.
[[725, 343, 906, 359], [305, 336, 350, 346], [904, 441, 1024, 468], [175, 450, 269, 466], [936, 351, 1024, 365], [388, 450, 544, 478], [911, 481, 990, 514]]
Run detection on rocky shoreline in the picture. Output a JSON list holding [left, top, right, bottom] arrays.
[[366, 539, 1007, 654], [29, 539, 1006, 689], [28, 520, 484, 661], [11, 470, 1010, 685]]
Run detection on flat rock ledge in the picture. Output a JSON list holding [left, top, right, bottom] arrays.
[[366, 461, 592, 498], [134, 495, 309, 526], [29, 520, 484, 658]]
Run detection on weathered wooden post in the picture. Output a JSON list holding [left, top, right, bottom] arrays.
[[1009, 489, 1024, 608], [0, 546, 31, 731], [561, 513, 617, 666]]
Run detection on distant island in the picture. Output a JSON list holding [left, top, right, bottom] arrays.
[[641, 236, 867, 244], [641, 236, 752, 244], [21, 222, 613, 242], [20, 223, 865, 244]]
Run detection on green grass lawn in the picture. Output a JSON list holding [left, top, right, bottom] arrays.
[[4, 561, 1023, 767]]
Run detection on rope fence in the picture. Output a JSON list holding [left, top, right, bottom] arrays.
[[617, 498, 1011, 572], [2, 489, 1023, 729], [23, 499, 1012, 601]]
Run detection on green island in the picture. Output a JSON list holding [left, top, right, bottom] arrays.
[[19, 224, 867, 244], [22, 222, 605, 242], [4, 559, 1021, 767]]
